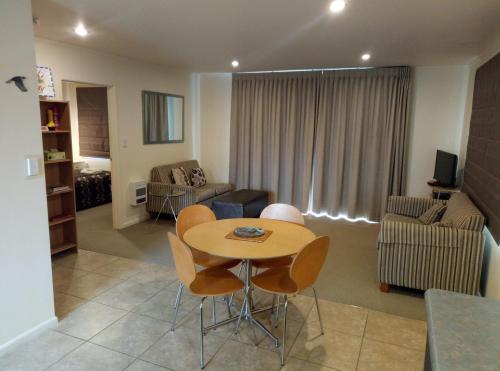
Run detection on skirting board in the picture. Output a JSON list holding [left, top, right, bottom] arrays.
[[0, 316, 58, 355], [119, 213, 149, 229]]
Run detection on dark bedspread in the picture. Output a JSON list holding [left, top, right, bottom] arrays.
[[75, 171, 112, 211]]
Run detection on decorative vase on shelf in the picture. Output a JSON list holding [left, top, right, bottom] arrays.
[[47, 108, 56, 131]]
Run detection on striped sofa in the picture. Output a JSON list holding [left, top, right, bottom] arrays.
[[147, 160, 234, 216], [378, 192, 485, 295]]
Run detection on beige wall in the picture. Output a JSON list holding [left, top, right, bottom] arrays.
[[406, 65, 469, 197], [35, 38, 193, 228], [194, 73, 232, 182], [0, 0, 56, 350]]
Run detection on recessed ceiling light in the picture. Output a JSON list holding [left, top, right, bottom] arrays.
[[329, 0, 346, 13], [231, 60, 239, 68], [361, 53, 371, 61], [74, 23, 88, 37]]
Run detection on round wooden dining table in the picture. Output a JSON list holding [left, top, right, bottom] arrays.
[[183, 217, 316, 260], [183, 217, 316, 344]]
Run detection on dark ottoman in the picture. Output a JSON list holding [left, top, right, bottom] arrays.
[[212, 189, 269, 219]]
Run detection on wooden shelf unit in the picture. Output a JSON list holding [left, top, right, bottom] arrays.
[[40, 100, 77, 255], [45, 159, 73, 165]]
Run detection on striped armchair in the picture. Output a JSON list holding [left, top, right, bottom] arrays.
[[147, 160, 234, 216], [378, 192, 485, 295]]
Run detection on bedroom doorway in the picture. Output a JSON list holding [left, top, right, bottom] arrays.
[[62, 80, 119, 253]]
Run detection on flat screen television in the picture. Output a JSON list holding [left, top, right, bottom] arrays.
[[433, 150, 458, 187]]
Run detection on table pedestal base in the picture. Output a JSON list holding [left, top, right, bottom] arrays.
[[203, 260, 279, 346]]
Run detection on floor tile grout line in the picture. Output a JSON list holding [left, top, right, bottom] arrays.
[[54, 261, 179, 306], [49, 298, 148, 369], [282, 298, 315, 358], [55, 275, 126, 301], [55, 252, 169, 282], [54, 256, 121, 273], [354, 312, 369, 370], [132, 294, 206, 365], [284, 313, 307, 358], [286, 355, 342, 371], [90, 281, 166, 311], [41, 338, 87, 371], [51, 252, 426, 369], [361, 336, 426, 353]]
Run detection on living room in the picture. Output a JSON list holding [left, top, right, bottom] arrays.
[[1, 1, 499, 370]]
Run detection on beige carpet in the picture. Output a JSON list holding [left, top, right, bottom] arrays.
[[76, 204, 425, 320]]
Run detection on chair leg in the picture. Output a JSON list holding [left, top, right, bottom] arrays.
[[281, 295, 289, 366], [274, 295, 280, 328], [270, 294, 277, 322], [173, 282, 183, 309], [225, 296, 232, 318], [212, 296, 217, 325], [171, 283, 184, 331], [200, 297, 207, 369], [235, 294, 247, 334], [229, 263, 244, 308], [312, 287, 324, 335]]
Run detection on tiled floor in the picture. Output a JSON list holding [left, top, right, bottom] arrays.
[[0, 250, 426, 371]]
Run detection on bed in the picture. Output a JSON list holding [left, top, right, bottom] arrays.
[[74, 163, 112, 211]]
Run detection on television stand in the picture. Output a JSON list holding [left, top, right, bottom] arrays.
[[427, 183, 460, 200]]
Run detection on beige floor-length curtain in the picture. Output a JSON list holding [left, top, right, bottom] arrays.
[[229, 67, 412, 220], [311, 67, 412, 220], [229, 72, 319, 210]]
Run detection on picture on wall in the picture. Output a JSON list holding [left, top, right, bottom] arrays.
[[36, 66, 55, 97]]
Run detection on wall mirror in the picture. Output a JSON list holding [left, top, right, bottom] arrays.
[[142, 91, 184, 144]]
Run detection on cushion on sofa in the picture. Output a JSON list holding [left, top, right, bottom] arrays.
[[171, 167, 191, 186], [151, 160, 200, 183], [383, 213, 422, 225], [418, 203, 447, 224], [191, 167, 207, 187], [194, 185, 216, 202], [440, 192, 485, 231]]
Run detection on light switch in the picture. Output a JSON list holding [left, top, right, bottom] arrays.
[[25, 155, 41, 177]]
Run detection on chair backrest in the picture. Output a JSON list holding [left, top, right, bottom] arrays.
[[290, 236, 330, 291], [176, 204, 216, 241], [260, 203, 305, 225], [167, 232, 197, 288]]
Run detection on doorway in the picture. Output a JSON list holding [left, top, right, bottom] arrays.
[[62, 80, 118, 252]]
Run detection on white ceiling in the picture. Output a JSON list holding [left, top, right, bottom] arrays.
[[31, 0, 500, 72]]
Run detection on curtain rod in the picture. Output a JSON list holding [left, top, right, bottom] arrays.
[[235, 65, 407, 75], [235, 67, 374, 74]]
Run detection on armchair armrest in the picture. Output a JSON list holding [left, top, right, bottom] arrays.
[[386, 196, 443, 218], [379, 220, 483, 249]]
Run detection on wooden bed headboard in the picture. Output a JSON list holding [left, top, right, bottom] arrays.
[[462, 52, 500, 243]]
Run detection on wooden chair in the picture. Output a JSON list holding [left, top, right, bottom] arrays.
[[176, 205, 239, 269], [168, 233, 244, 369], [249, 236, 329, 366], [173, 205, 240, 326], [253, 203, 305, 269]]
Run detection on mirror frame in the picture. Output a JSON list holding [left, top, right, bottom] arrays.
[[142, 90, 185, 144]]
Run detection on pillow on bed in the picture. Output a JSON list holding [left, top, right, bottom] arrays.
[[171, 167, 190, 186]]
